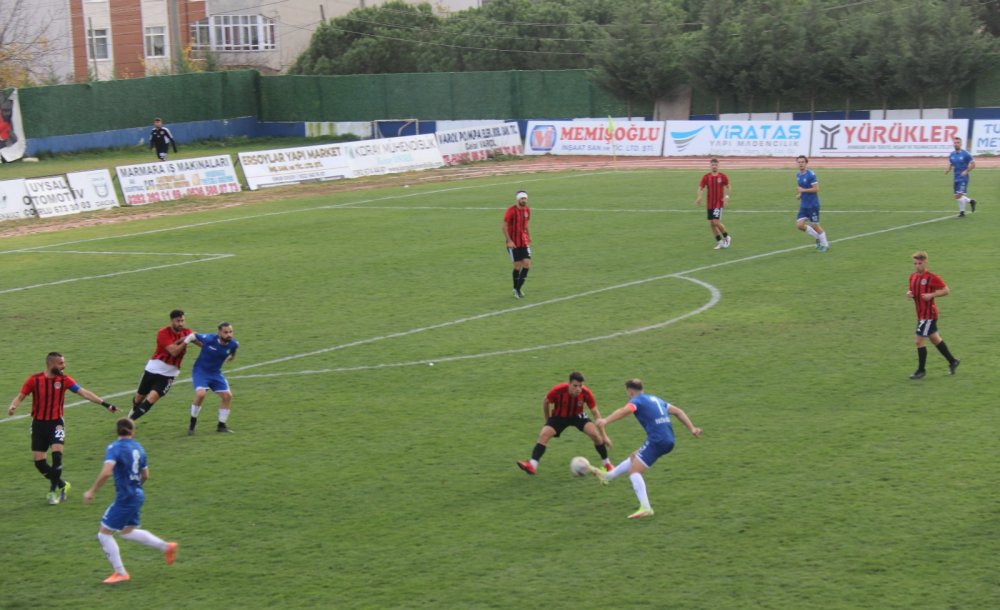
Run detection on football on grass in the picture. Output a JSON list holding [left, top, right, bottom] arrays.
[[570, 456, 591, 477]]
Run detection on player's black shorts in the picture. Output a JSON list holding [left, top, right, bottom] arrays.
[[31, 418, 66, 452], [915, 319, 939, 337], [508, 246, 532, 262], [137, 370, 175, 398], [707, 207, 724, 221], [544, 414, 590, 437]]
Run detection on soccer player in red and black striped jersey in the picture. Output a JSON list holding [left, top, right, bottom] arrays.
[[516, 371, 613, 475], [907, 251, 960, 379], [695, 158, 732, 250], [503, 190, 532, 298], [7, 352, 118, 505], [128, 309, 194, 421]]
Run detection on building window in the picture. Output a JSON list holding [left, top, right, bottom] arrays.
[[190, 15, 276, 51], [145, 26, 167, 58], [87, 29, 109, 60]]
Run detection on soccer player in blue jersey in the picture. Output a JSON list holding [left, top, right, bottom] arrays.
[[795, 156, 830, 252], [595, 379, 702, 519], [946, 137, 977, 218], [83, 418, 177, 584], [185, 322, 239, 434]]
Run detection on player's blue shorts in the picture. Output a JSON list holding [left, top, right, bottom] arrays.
[[953, 177, 969, 195], [192, 369, 230, 393], [101, 497, 144, 531], [635, 436, 675, 468], [797, 204, 820, 223]]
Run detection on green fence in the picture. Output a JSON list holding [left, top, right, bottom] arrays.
[[19, 71, 259, 138], [16, 66, 1000, 139]]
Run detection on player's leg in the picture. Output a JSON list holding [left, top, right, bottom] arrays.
[[131, 375, 173, 420], [954, 181, 969, 216], [929, 331, 959, 373], [581, 421, 612, 471], [515, 252, 531, 297], [188, 387, 208, 434], [216, 388, 233, 433], [626, 441, 669, 519], [911, 326, 929, 379], [517, 424, 557, 474], [32, 435, 58, 503]]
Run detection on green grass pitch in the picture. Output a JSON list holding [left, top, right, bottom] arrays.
[[1, 160, 997, 609]]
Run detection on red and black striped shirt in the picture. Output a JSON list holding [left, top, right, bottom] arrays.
[[545, 383, 596, 417], [152, 326, 193, 368], [20, 372, 77, 421], [699, 171, 730, 209], [504, 203, 531, 248], [909, 271, 946, 320]]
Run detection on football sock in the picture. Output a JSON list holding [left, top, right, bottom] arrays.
[[516, 268, 529, 290], [805, 226, 819, 239], [607, 458, 631, 481], [629, 473, 650, 509], [960, 195, 970, 204], [218, 408, 231, 424], [530, 443, 546, 462], [98, 532, 126, 574], [715, 235, 722, 242], [917, 346, 928, 371], [595, 443, 609, 460], [130, 399, 152, 420], [935, 341, 956, 364], [722, 232, 729, 238], [818, 232, 829, 247], [958, 200, 966, 212], [34, 459, 53, 485], [121, 528, 168, 551], [190, 404, 202, 418], [512, 269, 519, 289], [50, 451, 64, 490]]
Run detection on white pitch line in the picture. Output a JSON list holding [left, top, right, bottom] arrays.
[[228, 276, 721, 379], [0, 253, 234, 295], [0, 171, 607, 255], [9, 249, 230, 257]]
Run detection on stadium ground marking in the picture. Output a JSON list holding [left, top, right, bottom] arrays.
[[0, 213, 955, 424], [0, 253, 234, 295], [0, 171, 604, 255]]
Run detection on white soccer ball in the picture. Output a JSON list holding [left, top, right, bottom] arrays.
[[570, 456, 591, 477]]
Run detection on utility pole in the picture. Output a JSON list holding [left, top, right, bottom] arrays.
[[168, 0, 182, 72], [88, 17, 99, 80], [320, 4, 325, 21]]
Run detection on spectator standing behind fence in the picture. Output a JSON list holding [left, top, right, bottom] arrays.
[[150, 118, 177, 162]]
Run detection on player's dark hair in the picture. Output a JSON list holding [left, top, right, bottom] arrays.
[[169, 309, 185, 320], [569, 371, 584, 383], [154, 117, 162, 122], [218, 322, 232, 330], [710, 158, 719, 163], [625, 378, 644, 391], [117, 418, 135, 436], [46, 352, 63, 364], [796, 155, 808, 163]]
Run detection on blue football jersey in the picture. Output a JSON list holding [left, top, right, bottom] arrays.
[[105, 438, 146, 501], [949, 149, 973, 175], [193, 333, 239, 374], [628, 393, 675, 445], [797, 169, 820, 207]]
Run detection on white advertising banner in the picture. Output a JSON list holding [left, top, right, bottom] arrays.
[[115, 155, 241, 206], [810, 119, 968, 156], [24, 176, 80, 218], [344, 134, 445, 177], [66, 169, 120, 212], [662, 121, 809, 157], [239, 143, 351, 191], [0, 179, 32, 222], [970, 120, 1000, 155], [435, 123, 523, 165], [524, 120, 664, 156]]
